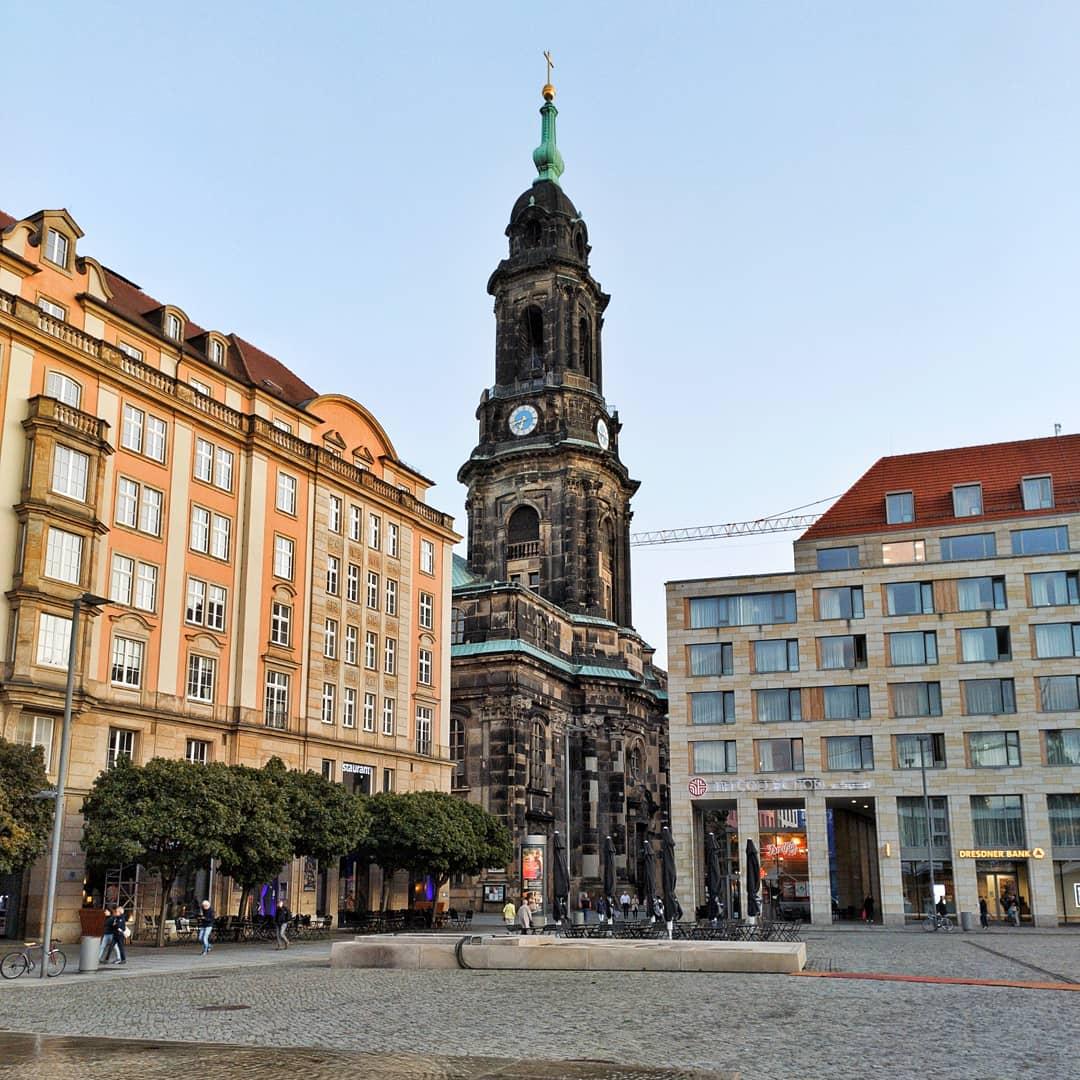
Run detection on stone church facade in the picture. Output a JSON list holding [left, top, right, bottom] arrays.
[[450, 81, 668, 916]]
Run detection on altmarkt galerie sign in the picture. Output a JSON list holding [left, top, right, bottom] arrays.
[[957, 848, 1046, 859], [687, 777, 872, 796]]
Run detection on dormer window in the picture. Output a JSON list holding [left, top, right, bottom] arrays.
[[44, 228, 69, 269], [953, 483, 983, 517], [1022, 475, 1053, 511], [165, 313, 182, 340], [885, 491, 914, 525], [209, 339, 225, 365]]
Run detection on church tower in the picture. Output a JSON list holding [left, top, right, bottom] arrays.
[[458, 79, 639, 627]]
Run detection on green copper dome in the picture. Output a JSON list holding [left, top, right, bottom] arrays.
[[532, 98, 564, 186]]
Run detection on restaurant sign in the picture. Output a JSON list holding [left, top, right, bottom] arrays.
[[342, 763, 373, 776], [957, 848, 1045, 860], [688, 777, 872, 795]]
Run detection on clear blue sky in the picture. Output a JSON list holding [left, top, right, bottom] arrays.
[[7, 2, 1079, 663]]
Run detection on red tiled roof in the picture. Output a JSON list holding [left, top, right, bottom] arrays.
[[231, 335, 317, 407], [802, 434, 1080, 541], [0, 211, 16, 230]]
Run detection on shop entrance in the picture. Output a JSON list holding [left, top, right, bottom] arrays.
[[697, 804, 739, 920], [759, 802, 809, 922], [826, 798, 881, 923], [977, 861, 1032, 923]]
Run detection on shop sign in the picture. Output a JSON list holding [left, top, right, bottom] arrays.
[[689, 777, 872, 795], [956, 848, 1045, 860], [342, 763, 373, 775], [763, 841, 804, 858]]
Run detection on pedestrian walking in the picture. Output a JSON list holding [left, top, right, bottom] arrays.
[[620, 891, 631, 919], [862, 895, 875, 924], [274, 902, 291, 950], [98, 905, 119, 964], [502, 897, 516, 929], [979, 896, 989, 930], [197, 899, 215, 955], [516, 897, 532, 935], [631, 896, 640, 920], [111, 905, 128, 965]]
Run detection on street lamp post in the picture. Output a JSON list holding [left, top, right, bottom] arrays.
[[39, 592, 108, 978], [919, 735, 937, 920]]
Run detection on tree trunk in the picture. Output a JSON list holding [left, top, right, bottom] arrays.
[[238, 885, 250, 920], [156, 873, 175, 948]]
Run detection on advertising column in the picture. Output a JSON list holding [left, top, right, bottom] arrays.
[[521, 834, 547, 923]]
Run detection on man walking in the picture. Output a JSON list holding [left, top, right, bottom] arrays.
[[197, 899, 215, 955], [516, 897, 532, 935], [274, 902, 291, 950], [620, 891, 631, 919], [98, 906, 118, 964], [110, 905, 128, 965]]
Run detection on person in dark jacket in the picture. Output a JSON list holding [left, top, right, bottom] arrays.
[[111, 906, 128, 965], [979, 896, 990, 929], [98, 906, 117, 964], [274, 903, 291, 950], [198, 899, 215, 955], [862, 895, 875, 924]]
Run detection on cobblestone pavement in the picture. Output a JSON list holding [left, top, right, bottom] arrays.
[[1, 928, 1077, 1080]]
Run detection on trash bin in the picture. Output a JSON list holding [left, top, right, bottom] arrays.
[[959, 910, 974, 932], [572, 910, 584, 926], [79, 935, 101, 972]]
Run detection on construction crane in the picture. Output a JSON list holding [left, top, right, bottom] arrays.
[[629, 497, 839, 548]]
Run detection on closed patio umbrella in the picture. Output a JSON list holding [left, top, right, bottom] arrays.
[[552, 830, 570, 923], [660, 826, 680, 940], [642, 838, 658, 923], [602, 835, 616, 924], [705, 832, 722, 923], [746, 839, 761, 920]]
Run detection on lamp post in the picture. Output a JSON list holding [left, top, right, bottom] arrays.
[[904, 735, 937, 920], [39, 592, 108, 977]]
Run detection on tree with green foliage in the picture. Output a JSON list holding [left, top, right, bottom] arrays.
[[82, 758, 236, 946], [0, 737, 52, 876], [284, 766, 368, 864]]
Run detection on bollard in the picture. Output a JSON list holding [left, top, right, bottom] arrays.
[[959, 911, 974, 932], [78, 935, 102, 973]]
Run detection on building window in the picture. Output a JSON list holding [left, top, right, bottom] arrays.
[[1046, 729, 1080, 766], [190, 507, 214, 552], [189, 375, 209, 395], [38, 297, 67, 321], [386, 579, 398, 616], [755, 688, 801, 723], [144, 416, 167, 463], [348, 504, 362, 541], [416, 706, 433, 756], [887, 630, 937, 666], [46, 371, 82, 408], [343, 688, 356, 729], [968, 731, 1021, 768], [1022, 475, 1053, 511], [971, 795, 1025, 848], [44, 228, 69, 267], [369, 513, 381, 550], [816, 586, 864, 620], [529, 721, 546, 787], [364, 631, 377, 669], [692, 740, 737, 774], [690, 691, 734, 725], [165, 313, 182, 340], [270, 602, 291, 646], [885, 581, 934, 616], [36, 613, 71, 668], [881, 540, 925, 565], [210, 514, 230, 560], [755, 737, 803, 772], [1030, 571, 1079, 608], [132, 563, 161, 613], [107, 728, 135, 769], [321, 759, 334, 781], [384, 637, 396, 675], [940, 533, 996, 561], [963, 678, 1016, 716], [186, 654, 216, 703], [957, 575, 1007, 611], [383, 767, 395, 792], [276, 472, 297, 514], [274, 536, 295, 579], [1048, 794, 1080, 846], [1034, 623, 1080, 659], [15, 715, 55, 773], [328, 495, 342, 533], [382, 696, 395, 735], [327, 555, 340, 596], [959, 626, 1011, 663], [898, 795, 949, 847], [388, 523, 400, 558], [110, 637, 144, 688], [450, 716, 466, 785], [822, 684, 871, 719], [194, 439, 213, 483], [210, 339, 225, 366], [117, 342, 144, 363], [366, 571, 379, 609], [419, 592, 434, 630], [121, 405, 144, 454], [689, 643, 733, 676], [690, 591, 796, 628], [418, 648, 433, 686], [890, 681, 942, 718], [116, 478, 139, 528], [214, 447, 233, 491], [339, 563, 355, 603], [825, 735, 874, 771], [44, 528, 83, 585], [896, 733, 946, 769], [324, 618, 338, 659], [816, 546, 859, 571], [264, 670, 290, 728], [952, 484, 983, 517], [52, 445, 89, 501], [344, 625, 358, 664], [752, 640, 800, 673], [1011, 525, 1069, 556], [321, 683, 336, 724], [885, 491, 914, 525], [817, 635, 867, 670], [420, 538, 435, 575], [451, 607, 465, 645], [1039, 675, 1080, 713], [186, 739, 209, 765]]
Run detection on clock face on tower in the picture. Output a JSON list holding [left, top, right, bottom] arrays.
[[596, 417, 610, 450], [509, 404, 539, 437]]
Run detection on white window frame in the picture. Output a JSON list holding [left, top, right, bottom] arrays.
[[274, 535, 295, 579], [324, 618, 338, 659], [384, 636, 396, 675], [194, 438, 214, 483], [45, 371, 81, 408], [388, 523, 399, 558], [385, 579, 397, 616], [344, 625, 358, 665], [347, 564, 360, 603], [210, 513, 230, 560], [145, 415, 167, 463], [326, 555, 340, 596], [270, 602, 292, 646], [111, 554, 135, 606], [121, 404, 144, 453], [328, 495, 342, 533], [209, 339, 225, 366], [52, 445, 89, 501], [45, 228, 69, 267], [186, 653, 216, 703], [44, 528, 83, 585], [214, 446, 234, 491], [420, 539, 435, 575], [364, 631, 377, 670], [366, 570, 379, 610], [363, 692, 376, 732], [38, 297, 66, 322], [165, 312, 182, 340], [343, 688, 356, 729], [190, 506, 211, 553], [264, 670, 290, 728], [419, 592, 434, 630], [349, 505, 362, 541], [276, 471, 298, 514], [110, 636, 144, 688], [416, 706, 433, 756], [382, 697, 395, 735], [321, 682, 336, 724], [135, 562, 158, 612], [36, 612, 71, 668], [418, 648, 432, 686], [107, 727, 135, 769], [369, 513, 381, 550], [186, 739, 210, 764], [17, 715, 55, 772], [186, 577, 207, 625]]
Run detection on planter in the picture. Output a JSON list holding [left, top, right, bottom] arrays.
[[79, 907, 107, 937]]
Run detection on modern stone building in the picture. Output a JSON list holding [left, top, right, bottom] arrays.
[[668, 435, 1080, 927], [450, 82, 668, 916], [0, 207, 459, 940]]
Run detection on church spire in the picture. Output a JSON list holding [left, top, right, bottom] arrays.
[[532, 51, 564, 186]]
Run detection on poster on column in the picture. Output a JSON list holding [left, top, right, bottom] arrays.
[[521, 835, 546, 918]]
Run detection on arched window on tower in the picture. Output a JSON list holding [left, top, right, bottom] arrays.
[[600, 519, 615, 620], [518, 306, 544, 376], [575, 230, 586, 259], [529, 719, 547, 789], [525, 220, 542, 248], [450, 716, 467, 788], [507, 505, 541, 590], [579, 317, 592, 380]]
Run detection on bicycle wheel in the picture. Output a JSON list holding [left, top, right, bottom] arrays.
[[921, 916, 936, 932], [0, 951, 29, 979], [46, 948, 66, 977]]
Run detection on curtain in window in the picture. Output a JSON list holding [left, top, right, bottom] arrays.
[[826, 737, 863, 770], [819, 637, 854, 670], [1040, 676, 1080, 712], [690, 597, 726, 628], [961, 628, 997, 662], [1047, 730, 1080, 766], [1030, 573, 1066, 607], [969, 732, 1009, 767], [690, 644, 725, 676], [817, 589, 844, 620], [692, 741, 733, 773], [957, 578, 993, 611], [691, 693, 729, 725], [756, 689, 791, 723], [824, 686, 859, 719], [730, 592, 795, 626], [964, 679, 1004, 715], [1035, 624, 1074, 658], [889, 632, 925, 665], [892, 683, 929, 718], [1048, 794, 1080, 846], [754, 641, 789, 673], [758, 739, 795, 771], [971, 796, 1025, 847]]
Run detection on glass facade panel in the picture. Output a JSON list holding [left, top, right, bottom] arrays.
[[898, 796, 950, 848], [957, 576, 1006, 611], [824, 735, 873, 770], [886, 581, 933, 616], [895, 733, 946, 769], [952, 485, 983, 517], [690, 591, 797, 628], [891, 682, 942, 718], [889, 631, 937, 666], [755, 738, 804, 772], [885, 491, 914, 524], [959, 626, 1010, 662], [1022, 476, 1053, 510], [823, 685, 870, 719], [1034, 623, 1080, 659], [755, 689, 801, 723], [882, 540, 926, 565]]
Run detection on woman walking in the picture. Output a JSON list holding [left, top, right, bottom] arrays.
[[98, 906, 118, 964], [110, 905, 128, 965]]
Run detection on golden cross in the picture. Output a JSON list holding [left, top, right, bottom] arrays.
[[544, 50, 555, 83]]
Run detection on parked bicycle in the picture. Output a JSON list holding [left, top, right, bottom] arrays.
[[921, 913, 954, 932], [0, 940, 66, 979]]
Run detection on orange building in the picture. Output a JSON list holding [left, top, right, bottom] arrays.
[[0, 208, 458, 941]]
